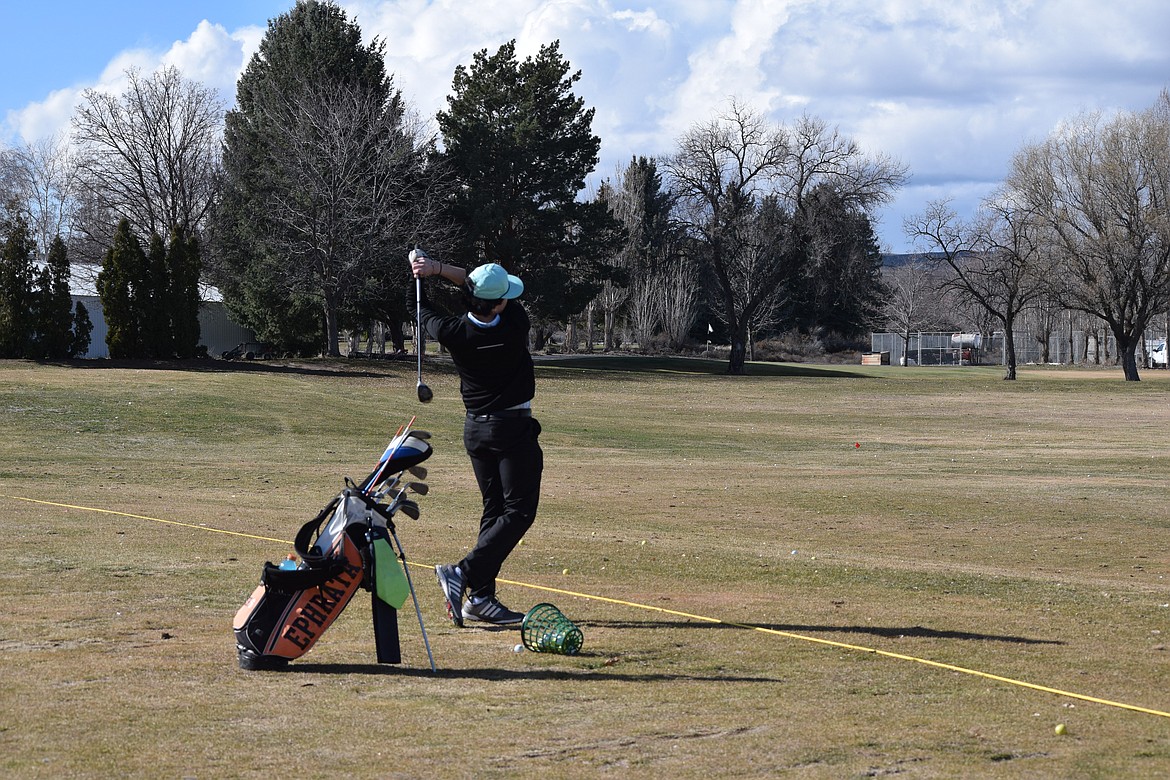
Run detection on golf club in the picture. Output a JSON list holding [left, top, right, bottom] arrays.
[[415, 275, 433, 403]]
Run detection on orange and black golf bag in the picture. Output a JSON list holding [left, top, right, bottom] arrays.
[[233, 426, 436, 671]]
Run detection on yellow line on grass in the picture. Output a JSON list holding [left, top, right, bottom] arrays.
[[8, 493, 1169, 720], [4, 494, 287, 544], [496, 578, 1170, 719]]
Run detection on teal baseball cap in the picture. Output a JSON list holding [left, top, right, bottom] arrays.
[[468, 263, 524, 300]]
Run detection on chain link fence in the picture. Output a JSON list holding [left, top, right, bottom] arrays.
[[868, 330, 1167, 367]]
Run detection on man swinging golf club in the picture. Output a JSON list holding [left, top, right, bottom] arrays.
[[407, 248, 543, 626]]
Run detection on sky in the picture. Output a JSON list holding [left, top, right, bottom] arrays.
[[3, 0, 1168, 254]]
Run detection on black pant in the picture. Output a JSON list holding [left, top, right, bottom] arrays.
[[459, 414, 543, 599]]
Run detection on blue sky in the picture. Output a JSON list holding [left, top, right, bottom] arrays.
[[3, 1, 1168, 253]]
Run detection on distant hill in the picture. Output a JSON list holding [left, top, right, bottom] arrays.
[[881, 251, 966, 267], [882, 252, 932, 267]]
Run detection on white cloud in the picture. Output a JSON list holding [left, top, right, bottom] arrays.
[[662, 0, 802, 135], [5, 19, 261, 144], [612, 8, 671, 36], [6, 88, 82, 145], [5, 0, 1169, 251], [162, 20, 260, 100]]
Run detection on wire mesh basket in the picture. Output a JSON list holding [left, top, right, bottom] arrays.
[[520, 603, 583, 655]]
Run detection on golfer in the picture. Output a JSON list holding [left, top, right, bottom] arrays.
[[408, 249, 543, 627]]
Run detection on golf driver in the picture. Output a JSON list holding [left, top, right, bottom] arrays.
[[415, 273, 433, 403]]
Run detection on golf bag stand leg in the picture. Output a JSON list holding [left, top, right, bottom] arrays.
[[390, 527, 436, 673]]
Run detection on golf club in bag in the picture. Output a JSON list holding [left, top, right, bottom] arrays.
[[233, 421, 437, 671]]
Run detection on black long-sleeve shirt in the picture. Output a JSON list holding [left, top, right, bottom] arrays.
[[407, 281, 536, 414]]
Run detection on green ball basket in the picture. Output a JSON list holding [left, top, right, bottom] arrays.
[[521, 603, 583, 655]]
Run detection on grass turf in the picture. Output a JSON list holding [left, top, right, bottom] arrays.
[[1, 356, 1168, 778]]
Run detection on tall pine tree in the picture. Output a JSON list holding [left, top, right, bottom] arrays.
[[437, 40, 622, 326], [97, 219, 147, 359], [141, 232, 173, 358], [0, 217, 37, 358], [30, 236, 76, 359], [169, 230, 201, 358], [212, 0, 416, 355], [71, 302, 93, 358]]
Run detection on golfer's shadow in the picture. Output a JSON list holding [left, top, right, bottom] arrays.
[[582, 620, 1064, 646]]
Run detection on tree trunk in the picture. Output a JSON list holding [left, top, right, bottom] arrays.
[[323, 302, 340, 357], [1116, 330, 1140, 381], [566, 318, 578, 353], [1002, 324, 1018, 380], [585, 301, 595, 353], [1122, 348, 1140, 380], [366, 320, 385, 356], [388, 319, 405, 354], [727, 329, 748, 374]]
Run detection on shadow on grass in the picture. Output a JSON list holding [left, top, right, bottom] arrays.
[[538, 354, 870, 379], [281, 662, 784, 683], [46, 355, 419, 380], [47, 354, 866, 380], [582, 620, 1064, 646]]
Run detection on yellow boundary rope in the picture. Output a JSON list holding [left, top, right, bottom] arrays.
[[7, 493, 1169, 720]]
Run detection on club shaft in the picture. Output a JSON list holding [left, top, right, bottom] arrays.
[[416, 276, 424, 383]]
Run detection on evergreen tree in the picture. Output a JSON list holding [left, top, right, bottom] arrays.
[[97, 219, 147, 358], [39, 237, 76, 359], [0, 216, 37, 358], [169, 230, 201, 358], [785, 185, 887, 338], [70, 301, 93, 358], [141, 232, 173, 358], [211, 0, 426, 355], [437, 40, 622, 323]]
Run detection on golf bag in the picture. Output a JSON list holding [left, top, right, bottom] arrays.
[[233, 427, 435, 671]]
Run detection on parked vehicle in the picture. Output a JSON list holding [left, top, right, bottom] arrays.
[[1148, 339, 1167, 368], [222, 342, 275, 360]]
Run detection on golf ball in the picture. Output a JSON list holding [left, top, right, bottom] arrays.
[[1054, 723, 1066, 735], [513, 643, 525, 653], [562, 568, 570, 575]]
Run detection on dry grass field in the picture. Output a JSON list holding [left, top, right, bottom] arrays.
[[2, 356, 1169, 778]]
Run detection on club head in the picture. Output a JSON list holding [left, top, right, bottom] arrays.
[[417, 382, 433, 403], [408, 466, 428, 480], [405, 481, 429, 495], [398, 500, 421, 520], [407, 429, 432, 439]]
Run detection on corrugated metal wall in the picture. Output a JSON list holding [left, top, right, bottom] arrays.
[[72, 296, 257, 359]]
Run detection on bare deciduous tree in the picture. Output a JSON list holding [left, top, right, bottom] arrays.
[[665, 102, 906, 373], [260, 79, 441, 355], [1007, 92, 1170, 381], [881, 258, 943, 365], [595, 279, 628, 351], [3, 135, 81, 259], [626, 274, 660, 349], [905, 195, 1054, 379], [72, 66, 223, 251], [659, 250, 701, 352]]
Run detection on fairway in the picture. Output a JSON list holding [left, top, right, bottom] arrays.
[[2, 357, 1169, 778]]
